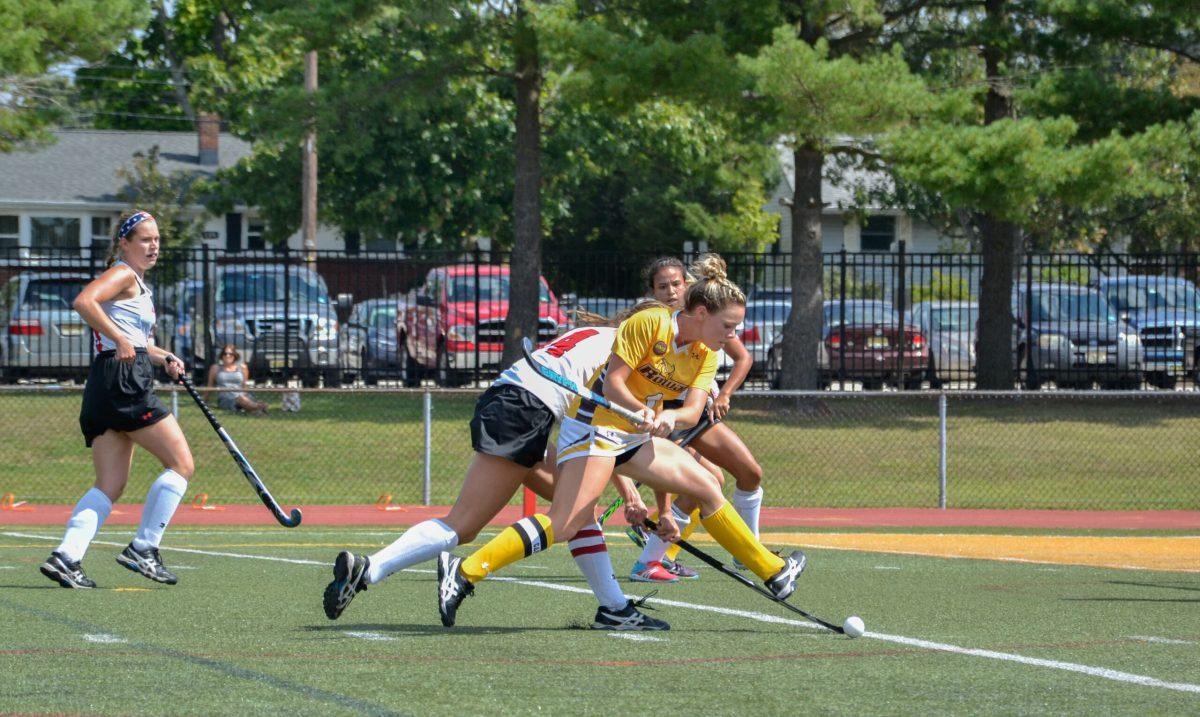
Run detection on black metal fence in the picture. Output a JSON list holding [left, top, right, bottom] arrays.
[[5, 245, 1200, 391]]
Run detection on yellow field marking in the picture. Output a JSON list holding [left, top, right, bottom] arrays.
[[690, 533, 1200, 573], [113, 588, 151, 592]]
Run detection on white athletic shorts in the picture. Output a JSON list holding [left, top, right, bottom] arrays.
[[556, 416, 649, 466]]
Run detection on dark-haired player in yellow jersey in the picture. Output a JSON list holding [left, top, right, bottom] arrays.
[[435, 255, 806, 627]]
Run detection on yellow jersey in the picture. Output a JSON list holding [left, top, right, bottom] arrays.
[[568, 306, 718, 432]]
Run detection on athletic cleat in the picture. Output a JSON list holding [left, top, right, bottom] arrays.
[[437, 552, 474, 627], [323, 551, 369, 620], [624, 524, 647, 548], [116, 543, 178, 584], [764, 549, 807, 600], [39, 552, 96, 589], [661, 558, 699, 580], [591, 598, 670, 631], [629, 560, 679, 583]]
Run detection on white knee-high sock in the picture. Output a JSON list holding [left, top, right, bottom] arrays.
[[132, 469, 188, 551], [57, 487, 112, 562], [568, 522, 627, 610], [637, 505, 691, 565], [366, 519, 459, 584], [732, 487, 764, 538]]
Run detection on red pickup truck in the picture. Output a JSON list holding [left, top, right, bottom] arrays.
[[398, 265, 570, 386]]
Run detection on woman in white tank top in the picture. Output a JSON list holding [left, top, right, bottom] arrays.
[[40, 210, 195, 590]]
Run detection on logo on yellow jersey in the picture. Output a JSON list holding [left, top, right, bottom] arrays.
[[652, 340, 668, 356]]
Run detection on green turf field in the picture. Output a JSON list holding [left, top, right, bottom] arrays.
[[1, 526, 1196, 715], [2, 390, 1198, 509]]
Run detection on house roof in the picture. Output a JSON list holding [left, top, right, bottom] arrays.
[[0, 129, 252, 207]]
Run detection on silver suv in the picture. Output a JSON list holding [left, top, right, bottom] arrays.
[[0, 272, 93, 382], [208, 263, 341, 387]]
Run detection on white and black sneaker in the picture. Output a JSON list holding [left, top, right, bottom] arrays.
[[437, 552, 474, 628], [116, 543, 178, 585], [323, 551, 369, 620], [591, 598, 670, 631], [764, 549, 807, 600], [40, 552, 96, 589]]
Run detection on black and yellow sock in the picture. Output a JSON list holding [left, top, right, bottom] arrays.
[[700, 502, 784, 580], [460, 514, 554, 583], [664, 508, 701, 562]]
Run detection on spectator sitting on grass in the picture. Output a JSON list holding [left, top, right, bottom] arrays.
[[208, 344, 267, 415]]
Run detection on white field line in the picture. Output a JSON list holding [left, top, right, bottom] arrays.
[[5, 530, 1199, 695], [83, 633, 127, 644], [1132, 636, 1196, 646], [344, 631, 395, 642], [607, 633, 666, 642]]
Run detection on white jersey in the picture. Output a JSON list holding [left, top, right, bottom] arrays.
[[92, 261, 156, 352], [495, 326, 617, 420]]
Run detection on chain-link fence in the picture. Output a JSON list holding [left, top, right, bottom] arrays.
[[7, 245, 1200, 391], [3, 386, 1196, 511]]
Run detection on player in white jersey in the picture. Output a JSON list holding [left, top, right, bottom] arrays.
[[323, 326, 668, 631], [40, 210, 193, 590]]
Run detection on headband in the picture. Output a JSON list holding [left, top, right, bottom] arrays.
[[117, 212, 152, 239]]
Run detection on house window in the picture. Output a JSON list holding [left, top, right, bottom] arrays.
[[248, 222, 266, 251], [0, 216, 17, 253], [31, 217, 81, 256], [860, 216, 895, 252]]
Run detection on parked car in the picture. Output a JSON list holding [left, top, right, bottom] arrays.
[[1013, 282, 1143, 389], [739, 300, 791, 377], [747, 286, 792, 303], [911, 300, 978, 387], [0, 271, 93, 382], [766, 300, 927, 390], [339, 297, 404, 385], [155, 278, 205, 380], [399, 265, 569, 386], [209, 263, 342, 387], [1096, 275, 1200, 388]]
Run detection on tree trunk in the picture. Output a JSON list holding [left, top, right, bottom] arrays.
[[779, 144, 824, 389], [503, 7, 543, 369], [975, 0, 1017, 390]]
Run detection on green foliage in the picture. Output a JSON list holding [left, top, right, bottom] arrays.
[[743, 32, 930, 146], [911, 270, 973, 303], [116, 145, 206, 268], [1037, 264, 1093, 287], [0, 0, 146, 149]]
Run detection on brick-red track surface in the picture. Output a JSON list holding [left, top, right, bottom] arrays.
[[3, 505, 1198, 530]]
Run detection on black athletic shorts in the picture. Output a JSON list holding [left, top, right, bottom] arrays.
[[79, 349, 170, 447], [663, 397, 720, 446], [470, 383, 556, 468]]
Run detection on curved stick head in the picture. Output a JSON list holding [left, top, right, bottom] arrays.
[[278, 508, 303, 528]]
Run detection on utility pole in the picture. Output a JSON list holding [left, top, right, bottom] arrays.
[[302, 50, 318, 266]]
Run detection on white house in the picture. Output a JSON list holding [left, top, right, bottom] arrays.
[[762, 144, 952, 254], [0, 123, 345, 260]]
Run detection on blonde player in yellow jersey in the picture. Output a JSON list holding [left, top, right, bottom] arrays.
[[436, 255, 806, 627]]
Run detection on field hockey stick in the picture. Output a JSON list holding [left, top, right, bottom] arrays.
[[167, 359, 302, 528], [521, 337, 646, 425], [643, 518, 844, 634]]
